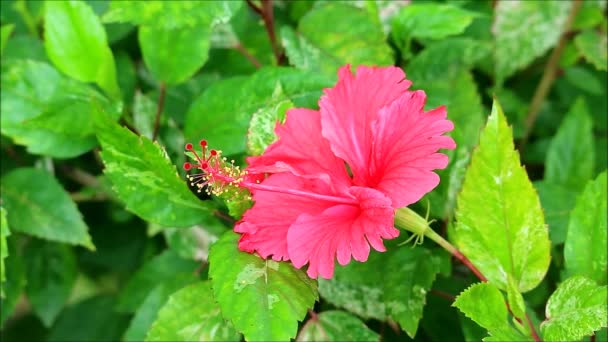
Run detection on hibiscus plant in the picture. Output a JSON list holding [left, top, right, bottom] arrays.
[[0, 1, 606, 342]]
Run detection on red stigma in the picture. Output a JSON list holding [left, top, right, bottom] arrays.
[[201, 162, 208, 169], [185, 143, 193, 150], [183, 162, 192, 170], [210, 150, 217, 156], [200, 140, 207, 147]]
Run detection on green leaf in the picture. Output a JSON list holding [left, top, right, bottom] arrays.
[[406, 38, 492, 81], [25, 240, 78, 327], [44, 0, 120, 98], [132, 91, 157, 140], [506, 276, 526, 323], [419, 69, 486, 219], [572, 0, 606, 30], [297, 311, 379, 342], [163, 225, 221, 261], [541, 276, 608, 341], [48, 295, 130, 341], [247, 83, 293, 156], [0, 207, 8, 298], [0, 168, 93, 249], [184, 67, 332, 156], [453, 282, 529, 341], [124, 274, 198, 341], [0, 24, 14, 55], [494, 1, 572, 83], [2, 34, 47, 62], [318, 246, 443, 338], [1, 60, 119, 158], [392, 3, 477, 53], [0, 237, 26, 327], [575, 29, 608, 71], [564, 171, 607, 285], [453, 100, 550, 292], [209, 231, 318, 341], [146, 281, 240, 342], [117, 250, 199, 312], [545, 98, 595, 190], [102, 0, 241, 28], [282, 3, 393, 76], [96, 116, 215, 227], [533, 181, 578, 245]]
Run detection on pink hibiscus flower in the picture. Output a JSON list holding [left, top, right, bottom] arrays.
[[185, 65, 455, 279]]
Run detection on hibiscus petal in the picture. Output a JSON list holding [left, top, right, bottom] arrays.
[[235, 173, 333, 261], [319, 65, 412, 185], [371, 90, 456, 208], [246, 108, 351, 192], [287, 187, 398, 279]]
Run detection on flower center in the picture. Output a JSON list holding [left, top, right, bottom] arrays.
[[183, 140, 359, 205]]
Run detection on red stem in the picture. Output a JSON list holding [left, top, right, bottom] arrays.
[[235, 43, 262, 68], [247, 0, 283, 64]]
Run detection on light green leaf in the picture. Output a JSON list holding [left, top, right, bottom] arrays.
[[392, 3, 477, 53], [297, 311, 379, 342], [506, 276, 526, 323], [575, 29, 608, 71], [453, 282, 530, 341], [247, 83, 293, 156], [96, 115, 215, 227], [545, 98, 595, 190], [282, 3, 393, 76], [25, 240, 78, 327], [124, 274, 198, 341], [564, 171, 607, 285], [453, 100, 550, 292], [533, 181, 578, 245], [146, 281, 240, 342], [132, 91, 157, 140], [0, 207, 9, 298], [319, 246, 443, 338], [209, 231, 318, 341], [494, 0, 571, 83], [184, 67, 332, 156], [44, 0, 120, 98], [102, 1, 240, 28], [0, 168, 93, 249], [0, 24, 14, 55], [1, 60, 119, 158], [419, 69, 486, 219], [162, 224, 222, 261], [541, 276, 608, 341], [117, 250, 199, 312]]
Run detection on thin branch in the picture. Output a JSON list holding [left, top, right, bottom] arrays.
[[245, 0, 263, 16], [430, 289, 456, 302], [60, 165, 100, 188], [70, 192, 109, 202], [591, 334, 596, 342], [152, 82, 166, 141], [235, 43, 262, 68], [521, 0, 583, 148], [213, 210, 236, 224]]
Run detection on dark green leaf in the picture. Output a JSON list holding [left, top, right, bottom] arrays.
[[25, 240, 78, 327], [1, 168, 93, 249], [297, 311, 379, 342], [184, 67, 332, 156], [96, 115, 215, 227], [541, 276, 607, 341], [44, 0, 120, 98], [124, 274, 198, 341], [564, 171, 607, 285], [0, 238, 26, 327], [146, 281, 240, 342], [0, 207, 8, 298], [545, 98, 595, 190], [494, 1, 571, 83], [48, 295, 130, 341], [209, 231, 318, 341], [319, 246, 443, 338], [533, 181, 578, 245], [163, 225, 221, 261], [453, 100, 550, 292], [117, 250, 199, 312]]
